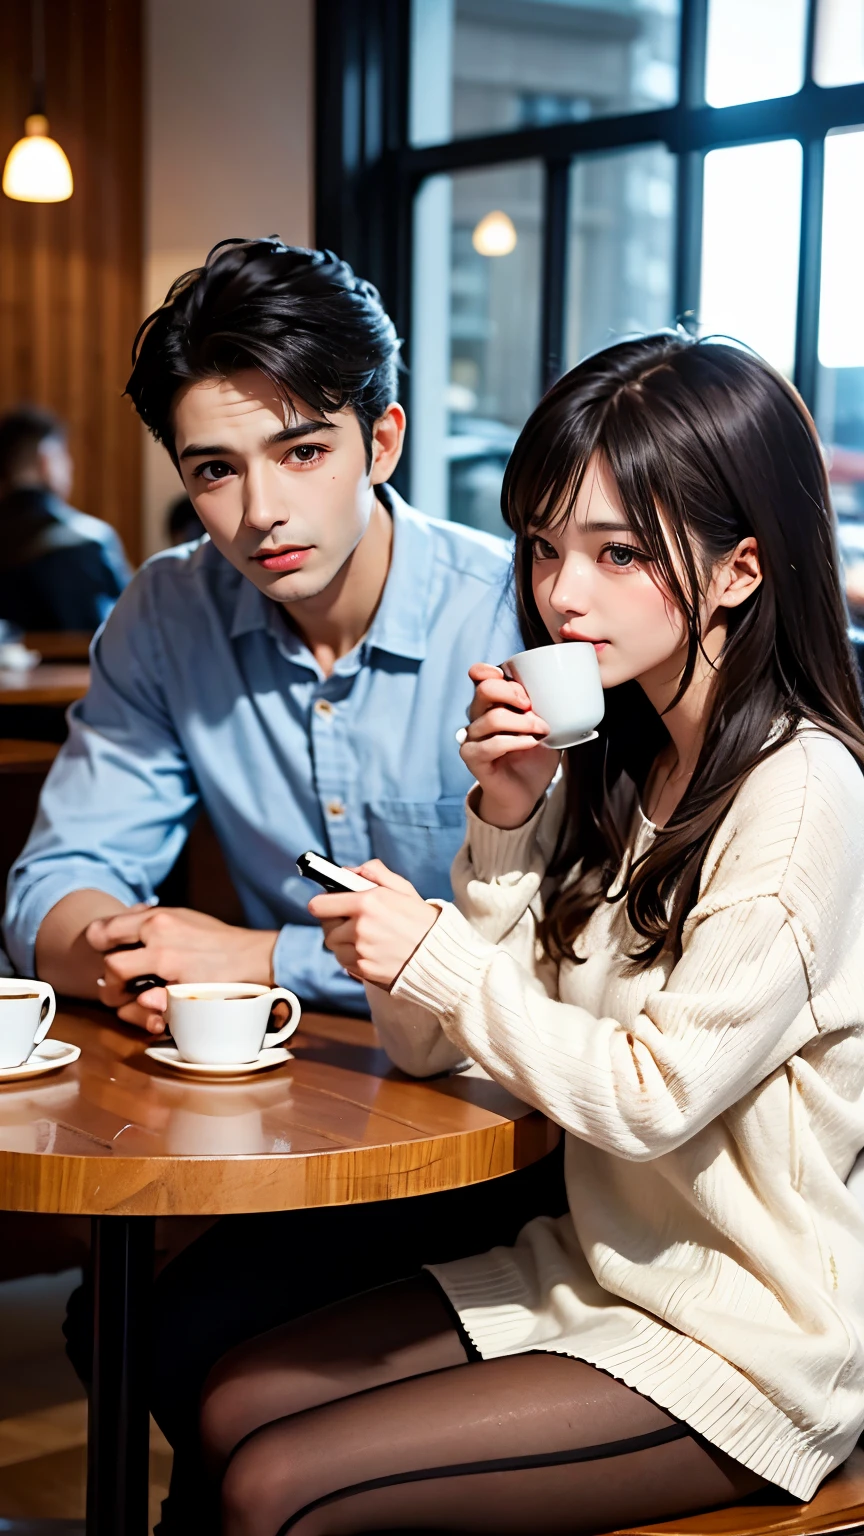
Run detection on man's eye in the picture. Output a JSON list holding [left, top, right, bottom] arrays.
[[194, 461, 235, 483], [285, 443, 326, 465], [530, 536, 558, 560]]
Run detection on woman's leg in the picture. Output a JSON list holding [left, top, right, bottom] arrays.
[[202, 1277, 764, 1536], [152, 1147, 566, 1533]]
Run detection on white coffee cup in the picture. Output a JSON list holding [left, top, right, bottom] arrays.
[[165, 983, 302, 1065], [0, 980, 57, 1070], [505, 641, 604, 750]]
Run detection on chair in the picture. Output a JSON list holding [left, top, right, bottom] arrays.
[[611, 1446, 864, 1536], [0, 740, 59, 901]]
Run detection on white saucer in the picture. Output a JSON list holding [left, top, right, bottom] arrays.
[[144, 1045, 292, 1078], [0, 1039, 81, 1083], [542, 729, 599, 750]]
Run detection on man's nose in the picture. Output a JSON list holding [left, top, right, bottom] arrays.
[[242, 467, 286, 533]]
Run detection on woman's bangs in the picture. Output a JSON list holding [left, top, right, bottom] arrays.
[[507, 451, 590, 538], [600, 409, 700, 624]]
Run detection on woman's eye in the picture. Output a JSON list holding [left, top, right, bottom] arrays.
[[285, 443, 326, 466], [601, 543, 643, 568], [530, 536, 558, 561], [194, 461, 235, 484]]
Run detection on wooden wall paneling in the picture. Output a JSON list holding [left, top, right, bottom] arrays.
[[0, 0, 144, 564]]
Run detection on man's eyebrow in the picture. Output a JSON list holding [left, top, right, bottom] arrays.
[[179, 421, 338, 461], [266, 421, 339, 447]]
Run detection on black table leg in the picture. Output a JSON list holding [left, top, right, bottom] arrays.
[[86, 1216, 155, 1536]]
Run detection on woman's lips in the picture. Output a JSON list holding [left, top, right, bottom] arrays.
[[560, 630, 608, 653], [253, 547, 313, 572]]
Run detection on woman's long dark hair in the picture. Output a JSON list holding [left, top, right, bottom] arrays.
[[502, 333, 864, 969]]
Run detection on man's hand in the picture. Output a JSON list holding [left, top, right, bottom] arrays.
[[308, 860, 438, 991], [85, 907, 278, 1033]]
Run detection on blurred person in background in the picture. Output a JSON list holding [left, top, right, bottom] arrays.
[[166, 493, 205, 547], [0, 406, 131, 632]]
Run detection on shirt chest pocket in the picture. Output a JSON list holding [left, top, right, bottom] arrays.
[[365, 797, 467, 899]]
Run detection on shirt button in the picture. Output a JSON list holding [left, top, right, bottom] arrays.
[[314, 699, 334, 719], [326, 798, 346, 819]]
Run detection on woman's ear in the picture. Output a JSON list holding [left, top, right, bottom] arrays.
[[714, 536, 763, 611], [369, 403, 407, 485]]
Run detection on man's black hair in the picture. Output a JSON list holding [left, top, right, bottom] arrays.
[[0, 405, 65, 484], [126, 237, 402, 469]]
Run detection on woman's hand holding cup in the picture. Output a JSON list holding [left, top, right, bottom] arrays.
[[460, 663, 560, 830]]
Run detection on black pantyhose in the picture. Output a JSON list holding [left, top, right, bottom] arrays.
[[201, 1275, 765, 1536]]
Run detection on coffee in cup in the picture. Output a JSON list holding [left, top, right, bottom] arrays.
[[0, 980, 57, 1070], [165, 983, 301, 1065], [504, 641, 604, 750]]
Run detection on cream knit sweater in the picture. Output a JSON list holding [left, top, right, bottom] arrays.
[[367, 729, 864, 1500]]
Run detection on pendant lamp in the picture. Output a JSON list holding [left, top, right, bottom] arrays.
[[471, 210, 517, 257], [2, 0, 73, 203]]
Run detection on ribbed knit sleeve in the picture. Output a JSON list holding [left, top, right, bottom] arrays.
[[393, 891, 815, 1159], [365, 969, 469, 1079], [449, 778, 566, 944]]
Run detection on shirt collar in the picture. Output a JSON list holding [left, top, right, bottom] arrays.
[[229, 488, 429, 662]]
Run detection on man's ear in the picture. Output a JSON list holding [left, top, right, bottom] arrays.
[[715, 536, 763, 611], [369, 403, 406, 485]]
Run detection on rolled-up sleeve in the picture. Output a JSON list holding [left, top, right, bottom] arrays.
[[4, 575, 198, 975]]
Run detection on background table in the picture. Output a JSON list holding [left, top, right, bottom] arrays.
[[0, 1004, 558, 1535], [24, 632, 93, 663], [0, 665, 90, 709]]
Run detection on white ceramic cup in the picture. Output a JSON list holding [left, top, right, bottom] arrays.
[[0, 980, 57, 1070], [505, 641, 604, 750], [165, 983, 302, 1065]]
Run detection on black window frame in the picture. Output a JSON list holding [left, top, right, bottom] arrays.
[[316, 0, 864, 500]]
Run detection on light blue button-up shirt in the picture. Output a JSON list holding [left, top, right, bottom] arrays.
[[4, 492, 520, 1012]]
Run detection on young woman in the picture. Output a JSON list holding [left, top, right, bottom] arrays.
[[199, 334, 864, 1535]]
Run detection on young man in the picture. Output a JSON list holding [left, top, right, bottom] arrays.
[[0, 405, 130, 631], [5, 239, 564, 1532], [4, 238, 520, 1020]]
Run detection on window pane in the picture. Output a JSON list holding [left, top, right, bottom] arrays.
[[699, 140, 802, 376], [411, 162, 543, 535], [705, 0, 807, 106], [814, 0, 864, 88], [410, 0, 680, 148], [565, 144, 676, 367], [816, 129, 864, 628]]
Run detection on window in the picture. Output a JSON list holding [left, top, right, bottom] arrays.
[[699, 139, 802, 376], [817, 126, 864, 629], [410, 0, 680, 147], [411, 162, 543, 532], [704, 0, 808, 106], [565, 144, 676, 370], [317, 0, 864, 593]]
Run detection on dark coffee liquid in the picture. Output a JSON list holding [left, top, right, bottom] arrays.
[[0, 993, 39, 1000], [184, 992, 258, 1001]]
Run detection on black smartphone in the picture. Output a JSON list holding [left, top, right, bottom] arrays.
[[296, 851, 375, 894], [105, 941, 168, 997]]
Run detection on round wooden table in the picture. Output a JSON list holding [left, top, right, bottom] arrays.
[[0, 1003, 558, 1535]]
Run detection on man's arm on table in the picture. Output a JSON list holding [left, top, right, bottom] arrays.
[[6, 564, 363, 1027], [34, 890, 278, 1031]]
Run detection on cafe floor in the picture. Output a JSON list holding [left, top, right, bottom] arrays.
[[0, 1269, 171, 1532]]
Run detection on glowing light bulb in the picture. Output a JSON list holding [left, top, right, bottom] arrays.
[[3, 114, 73, 203], [471, 210, 517, 257]]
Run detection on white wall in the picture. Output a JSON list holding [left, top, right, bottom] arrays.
[[143, 0, 314, 555]]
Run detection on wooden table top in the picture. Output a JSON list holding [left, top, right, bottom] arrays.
[[24, 630, 93, 662], [0, 1006, 558, 1218], [0, 663, 90, 707]]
